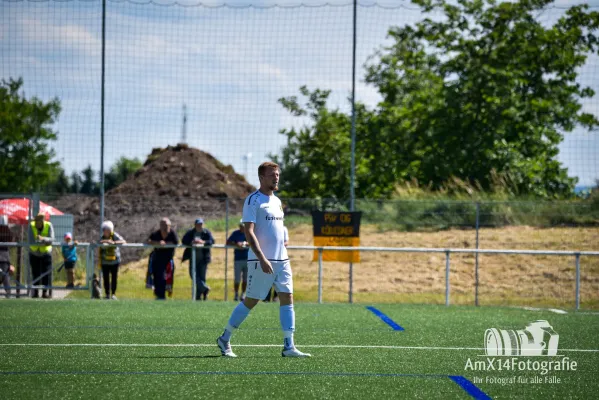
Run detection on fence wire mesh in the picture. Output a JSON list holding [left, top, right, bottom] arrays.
[[1, 0, 598, 307]]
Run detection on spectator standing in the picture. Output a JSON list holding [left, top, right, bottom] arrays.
[[227, 220, 249, 301], [182, 218, 215, 301], [61, 232, 78, 288], [29, 213, 54, 299], [0, 215, 15, 298], [148, 218, 179, 300], [99, 221, 126, 300]]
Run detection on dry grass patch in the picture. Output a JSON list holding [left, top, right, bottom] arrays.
[[104, 225, 598, 308]]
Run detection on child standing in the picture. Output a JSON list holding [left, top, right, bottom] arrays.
[[99, 221, 126, 300], [61, 232, 78, 288]]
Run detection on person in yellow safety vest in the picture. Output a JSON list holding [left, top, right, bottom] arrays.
[[98, 220, 126, 300], [29, 213, 54, 299]]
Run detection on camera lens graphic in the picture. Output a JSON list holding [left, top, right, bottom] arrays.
[[485, 328, 521, 356], [484, 321, 558, 356]]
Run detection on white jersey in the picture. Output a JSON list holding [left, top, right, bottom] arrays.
[[242, 190, 288, 261]]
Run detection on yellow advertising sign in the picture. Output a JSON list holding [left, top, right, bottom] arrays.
[[313, 236, 360, 262], [312, 211, 362, 262]]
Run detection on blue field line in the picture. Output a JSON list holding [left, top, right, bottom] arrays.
[[449, 376, 492, 400], [365, 306, 404, 331]]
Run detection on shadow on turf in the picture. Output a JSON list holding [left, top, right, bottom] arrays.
[[137, 355, 221, 359]]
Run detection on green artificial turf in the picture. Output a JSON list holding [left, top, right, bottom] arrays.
[[1, 301, 598, 399]]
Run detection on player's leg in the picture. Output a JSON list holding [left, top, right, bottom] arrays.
[[241, 263, 248, 301], [275, 261, 311, 357], [233, 261, 242, 301], [217, 261, 273, 357]]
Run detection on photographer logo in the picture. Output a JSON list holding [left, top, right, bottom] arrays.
[[484, 320, 559, 356], [465, 320, 578, 385]]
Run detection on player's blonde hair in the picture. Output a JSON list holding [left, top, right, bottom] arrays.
[[258, 161, 279, 177]]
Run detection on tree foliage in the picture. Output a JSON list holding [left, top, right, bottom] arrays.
[[0, 78, 61, 193], [272, 86, 394, 200], [104, 156, 142, 192], [80, 165, 99, 195], [49, 157, 142, 194], [275, 0, 599, 199]]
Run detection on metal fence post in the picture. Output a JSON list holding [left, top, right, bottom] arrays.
[[224, 198, 229, 301], [32, 192, 40, 216], [86, 245, 92, 298], [445, 250, 451, 306], [318, 248, 323, 304], [90, 244, 96, 298], [99, 0, 106, 228], [575, 253, 580, 311], [475, 202, 480, 306], [191, 246, 196, 301], [349, 262, 353, 304]]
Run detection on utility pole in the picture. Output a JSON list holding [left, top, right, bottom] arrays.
[[243, 153, 252, 180], [181, 103, 187, 144]]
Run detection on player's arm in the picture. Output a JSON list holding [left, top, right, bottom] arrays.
[[244, 222, 273, 274]]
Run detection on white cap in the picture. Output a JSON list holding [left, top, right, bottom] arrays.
[[101, 220, 114, 232]]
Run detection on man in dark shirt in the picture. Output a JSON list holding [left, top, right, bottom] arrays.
[[226, 221, 249, 301], [147, 217, 179, 300], [182, 218, 215, 300]]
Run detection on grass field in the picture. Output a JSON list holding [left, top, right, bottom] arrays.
[[1, 300, 598, 399]]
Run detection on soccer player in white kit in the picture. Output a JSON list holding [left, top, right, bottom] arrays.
[[217, 162, 311, 358]]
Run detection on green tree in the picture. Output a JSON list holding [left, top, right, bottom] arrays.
[[80, 165, 99, 195], [276, 1, 599, 199], [69, 171, 82, 193], [48, 167, 70, 195], [104, 156, 142, 191], [0, 78, 61, 193], [272, 86, 395, 200], [365, 0, 599, 198]]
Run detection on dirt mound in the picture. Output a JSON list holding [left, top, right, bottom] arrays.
[[53, 144, 256, 259], [112, 143, 254, 200]]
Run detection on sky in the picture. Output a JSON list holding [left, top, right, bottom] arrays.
[[1, 0, 598, 188]]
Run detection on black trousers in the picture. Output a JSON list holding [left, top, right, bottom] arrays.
[[152, 259, 167, 300], [30, 253, 52, 296], [102, 264, 119, 297]]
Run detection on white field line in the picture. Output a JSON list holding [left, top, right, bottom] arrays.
[[4, 343, 599, 352], [518, 306, 568, 314]]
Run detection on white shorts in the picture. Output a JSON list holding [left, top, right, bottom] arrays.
[[246, 260, 293, 300]]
